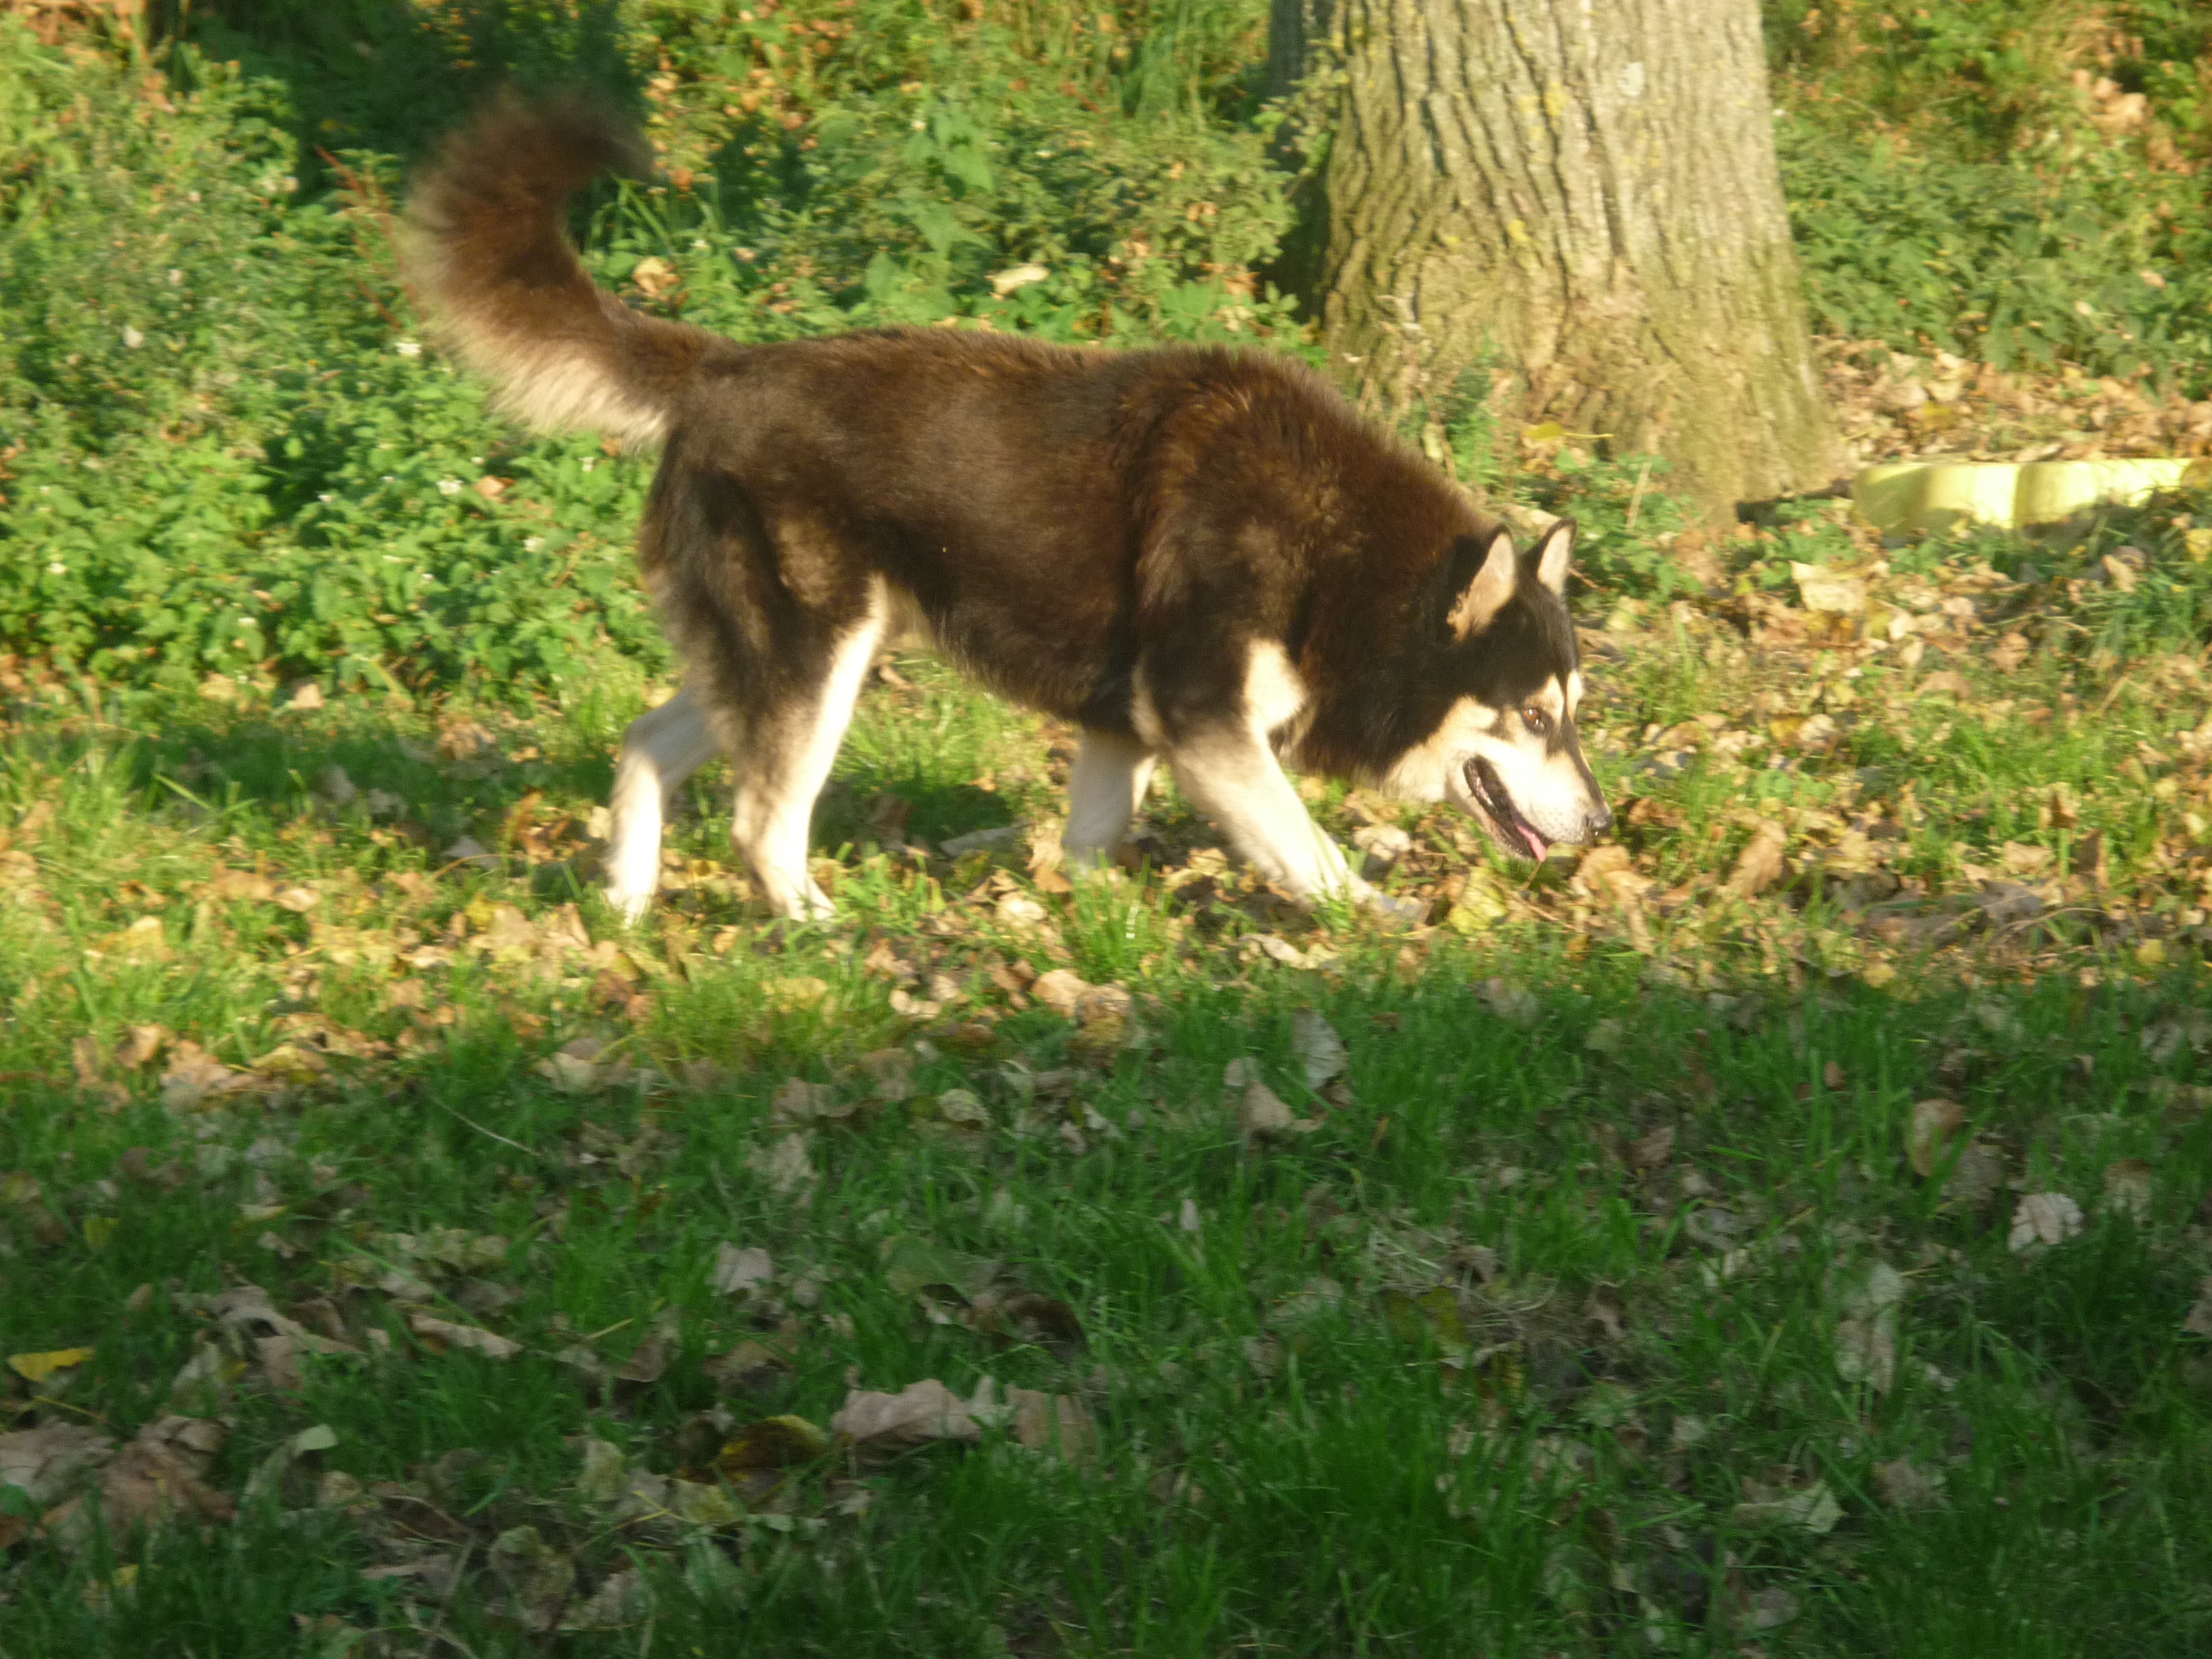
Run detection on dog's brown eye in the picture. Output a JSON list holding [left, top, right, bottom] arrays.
[[1521, 704, 1549, 734]]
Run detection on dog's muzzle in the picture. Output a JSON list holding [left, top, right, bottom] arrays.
[[1466, 758, 1552, 861]]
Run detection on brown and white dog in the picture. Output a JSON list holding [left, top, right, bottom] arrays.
[[407, 99, 1611, 924]]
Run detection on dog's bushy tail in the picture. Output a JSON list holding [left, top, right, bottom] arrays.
[[405, 97, 710, 447]]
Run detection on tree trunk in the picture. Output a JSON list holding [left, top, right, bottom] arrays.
[[1271, 0, 1843, 521]]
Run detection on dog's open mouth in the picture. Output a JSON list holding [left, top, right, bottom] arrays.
[[1466, 758, 1551, 862]]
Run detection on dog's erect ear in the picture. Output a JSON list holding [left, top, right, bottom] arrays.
[[1443, 528, 1519, 641], [1531, 518, 1576, 598]]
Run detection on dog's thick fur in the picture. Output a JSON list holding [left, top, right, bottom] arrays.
[[407, 99, 1612, 922]]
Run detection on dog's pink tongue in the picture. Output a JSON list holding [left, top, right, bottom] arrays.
[[1519, 823, 1549, 861]]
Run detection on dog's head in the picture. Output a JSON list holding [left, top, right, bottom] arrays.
[[1380, 519, 1612, 861]]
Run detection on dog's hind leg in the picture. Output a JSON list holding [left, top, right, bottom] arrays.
[[605, 683, 720, 924], [725, 594, 888, 921], [1062, 730, 1159, 866]]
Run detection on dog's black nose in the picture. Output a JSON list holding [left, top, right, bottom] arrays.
[[1588, 801, 1614, 836]]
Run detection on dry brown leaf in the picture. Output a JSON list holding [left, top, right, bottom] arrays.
[[1834, 1260, 1906, 1393], [41, 1415, 232, 1550], [2183, 1277, 2212, 1340], [115, 1025, 169, 1070], [1478, 977, 1539, 1026], [1729, 1474, 1842, 1534], [1942, 1138, 2008, 1207], [562, 1567, 651, 1632], [745, 1132, 817, 1197], [712, 1243, 775, 1295], [0, 1421, 115, 1504], [1029, 968, 1091, 1017], [1629, 1124, 1675, 1170], [1907, 1099, 1966, 1179], [830, 1378, 994, 1456], [1727, 821, 1788, 898], [1872, 1456, 1946, 1511], [1792, 562, 1867, 614], [487, 1523, 575, 1635], [1006, 1387, 1094, 1462], [2009, 1192, 2085, 1254], [407, 1315, 522, 1360], [1237, 1079, 1315, 1141], [1291, 1008, 1348, 1090], [159, 1042, 253, 1110], [615, 1335, 671, 1387], [702, 1338, 795, 1396], [2101, 1159, 2153, 1222]]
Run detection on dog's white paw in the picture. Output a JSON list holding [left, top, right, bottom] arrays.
[[776, 882, 838, 924], [606, 884, 655, 926]]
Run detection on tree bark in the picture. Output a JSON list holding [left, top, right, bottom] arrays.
[[1272, 0, 1843, 520]]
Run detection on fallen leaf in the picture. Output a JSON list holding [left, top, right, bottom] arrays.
[[1629, 1124, 1675, 1170], [1738, 1586, 1801, 1632], [2009, 1191, 2085, 1254], [242, 1422, 338, 1502], [1730, 1475, 1842, 1534], [745, 1132, 817, 1198], [407, 1315, 522, 1360], [488, 1523, 576, 1634], [1237, 1078, 1313, 1141], [670, 1478, 742, 1527], [1907, 1098, 1966, 1179], [703, 1338, 795, 1396], [1727, 821, 1788, 898], [159, 1042, 253, 1110], [1029, 969, 1091, 1017], [562, 1567, 652, 1632], [0, 1421, 115, 1504], [970, 1288, 1087, 1355], [716, 1415, 832, 1474], [1478, 977, 1539, 1026], [830, 1378, 983, 1452], [1006, 1387, 1094, 1462], [1291, 1009, 1348, 1090], [167, 1343, 241, 1413], [713, 1244, 775, 1295], [987, 261, 1049, 298], [1942, 1138, 2008, 1206], [7, 1347, 94, 1383], [769, 1078, 839, 1125], [2184, 1277, 2212, 1340], [882, 1234, 1000, 1300], [115, 1025, 169, 1070], [1834, 1260, 1906, 1393], [2100, 1159, 2153, 1222], [42, 1416, 232, 1550], [616, 1335, 670, 1387], [1872, 1455, 1946, 1511], [1792, 561, 1867, 614]]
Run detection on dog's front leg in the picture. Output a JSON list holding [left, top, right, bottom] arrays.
[[1166, 729, 1382, 908], [605, 684, 720, 924]]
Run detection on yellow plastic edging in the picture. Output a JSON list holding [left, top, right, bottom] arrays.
[[1853, 458, 2198, 534]]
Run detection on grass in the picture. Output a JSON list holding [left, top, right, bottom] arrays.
[[6, 526, 2212, 1652], [5, 0, 2212, 1653]]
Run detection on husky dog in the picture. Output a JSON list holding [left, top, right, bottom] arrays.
[[407, 100, 1612, 924]]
